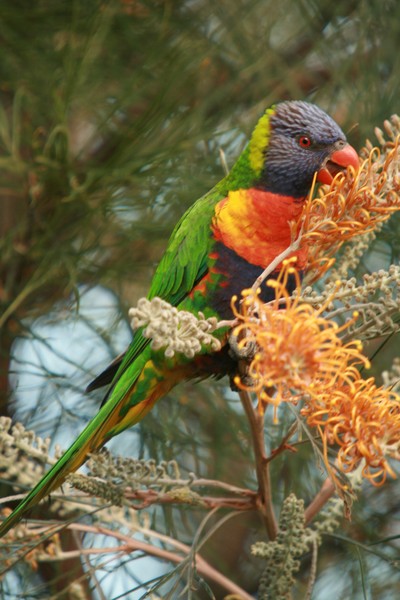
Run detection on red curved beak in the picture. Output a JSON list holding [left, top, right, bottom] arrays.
[[317, 143, 359, 185]]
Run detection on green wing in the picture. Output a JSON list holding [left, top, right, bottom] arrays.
[[149, 196, 217, 301], [106, 187, 223, 385], [87, 187, 223, 393]]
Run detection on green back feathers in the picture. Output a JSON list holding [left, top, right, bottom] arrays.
[[148, 189, 221, 306], [220, 105, 276, 192]]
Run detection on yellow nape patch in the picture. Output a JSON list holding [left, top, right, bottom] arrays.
[[248, 107, 275, 175]]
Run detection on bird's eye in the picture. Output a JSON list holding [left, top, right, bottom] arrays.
[[298, 135, 312, 148]]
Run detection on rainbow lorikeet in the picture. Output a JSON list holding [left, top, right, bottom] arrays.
[[0, 100, 359, 536]]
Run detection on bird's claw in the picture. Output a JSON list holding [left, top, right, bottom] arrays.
[[228, 332, 257, 361]]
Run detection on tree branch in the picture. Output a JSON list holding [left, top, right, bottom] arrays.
[[304, 478, 336, 525], [238, 389, 278, 539], [38, 522, 255, 600]]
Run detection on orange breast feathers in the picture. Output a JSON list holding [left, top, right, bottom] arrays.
[[212, 188, 308, 270]]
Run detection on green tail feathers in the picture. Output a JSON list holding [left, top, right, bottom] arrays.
[[0, 297, 196, 537], [0, 435, 90, 537], [0, 365, 145, 537], [0, 406, 110, 537]]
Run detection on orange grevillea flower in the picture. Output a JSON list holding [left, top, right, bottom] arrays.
[[302, 378, 400, 486], [299, 127, 400, 282], [231, 262, 368, 412], [232, 260, 400, 487]]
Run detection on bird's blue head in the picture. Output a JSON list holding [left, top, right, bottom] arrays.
[[254, 100, 359, 198]]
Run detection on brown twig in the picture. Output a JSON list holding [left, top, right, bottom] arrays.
[[250, 229, 304, 294], [238, 389, 278, 539], [304, 534, 319, 600], [266, 421, 299, 463], [123, 489, 257, 511], [45, 522, 255, 600], [304, 478, 336, 525]]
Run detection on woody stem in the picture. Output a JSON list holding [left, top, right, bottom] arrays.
[[304, 478, 336, 525], [239, 389, 278, 539]]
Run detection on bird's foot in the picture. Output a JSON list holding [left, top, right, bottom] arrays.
[[228, 332, 257, 361]]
